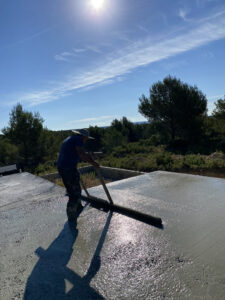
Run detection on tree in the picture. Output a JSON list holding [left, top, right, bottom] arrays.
[[84, 126, 105, 152], [212, 97, 225, 119], [138, 76, 207, 149], [38, 128, 61, 162], [103, 127, 128, 152], [0, 138, 19, 166], [111, 117, 138, 143], [2, 103, 44, 165]]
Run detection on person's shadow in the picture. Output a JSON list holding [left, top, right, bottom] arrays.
[[24, 211, 113, 300]]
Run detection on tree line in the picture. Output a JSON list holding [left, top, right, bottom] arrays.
[[1, 76, 225, 170]]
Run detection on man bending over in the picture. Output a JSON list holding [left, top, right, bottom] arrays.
[[57, 129, 99, 219]]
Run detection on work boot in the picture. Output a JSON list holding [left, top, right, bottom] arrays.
[[66, 201, 84, 220], [66, 202, 78, 220]]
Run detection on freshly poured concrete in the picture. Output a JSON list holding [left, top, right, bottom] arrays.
[[1, 171, 225, 299]]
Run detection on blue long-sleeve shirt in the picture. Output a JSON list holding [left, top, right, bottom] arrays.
[[57, 135, 83, 169]]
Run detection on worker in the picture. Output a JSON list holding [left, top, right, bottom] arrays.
[[57, 129, 99, 219]]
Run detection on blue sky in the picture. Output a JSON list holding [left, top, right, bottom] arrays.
[[0, 0, 225, 131]]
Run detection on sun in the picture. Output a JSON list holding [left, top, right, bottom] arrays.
[[89, 0, 105, 11]]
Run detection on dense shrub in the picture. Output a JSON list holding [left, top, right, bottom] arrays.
[[34, 161, 57, 175], [183, 154, 206, 169], [0, 138, 19, 166]]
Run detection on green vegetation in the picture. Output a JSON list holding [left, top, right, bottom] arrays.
[[100, 141, 225, 176], [0, 103, 70, 170], [139, 76, 207, 150], [1, 76, 225, 179], [0, 137, 19, 166], [54, 172, 111, 189]]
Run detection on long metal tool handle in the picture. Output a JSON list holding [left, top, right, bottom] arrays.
[[79, 172, 90, 197], [96, 168, 114, 205]]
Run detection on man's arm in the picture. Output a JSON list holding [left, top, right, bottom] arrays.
[[75, 146, 99, 169]]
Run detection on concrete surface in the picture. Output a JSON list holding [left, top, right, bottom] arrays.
[[1, 171, 225, 299]]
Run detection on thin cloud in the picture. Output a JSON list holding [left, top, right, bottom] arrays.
[[79, 78, 117, 92], [58, 115, 147, 130], [111, 31, 133, 43], [67, 115, 114, 125], [208, 94, 224, 100], [64, 115, 114, 129], [1, 27, 53, 49], [137, 25, 149, 33], [54, 55, 69, 62], [54, 51, 77, 62], [128, 116, 148, 123], [54, 46, 102, 62], [11, 10, 225, 106], [73, 48, 87, 53], [86, 45, 103, 54], [178, 8, 190, 21]]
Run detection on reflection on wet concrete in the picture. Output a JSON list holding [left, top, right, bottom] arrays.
[[24, 214, 112, 300]]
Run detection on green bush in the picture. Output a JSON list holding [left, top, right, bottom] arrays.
[[34, 161, 56, 175], [171, 157, 184, 170], [205, 158, 225, 169], [183, 154, 206, 169], [148, 134, 164, 146], [0, 139, 19, 165]]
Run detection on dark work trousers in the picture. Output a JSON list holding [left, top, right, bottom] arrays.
[[58, 167, 81, 206]]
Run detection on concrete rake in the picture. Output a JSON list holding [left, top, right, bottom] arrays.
[[80, 168, 163, 228]]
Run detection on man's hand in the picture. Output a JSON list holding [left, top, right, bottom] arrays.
[[92, 161, 100, 169], [76, 146, 100, 169]]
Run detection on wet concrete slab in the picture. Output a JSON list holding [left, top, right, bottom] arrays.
[[1, 171, 225, 299]]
